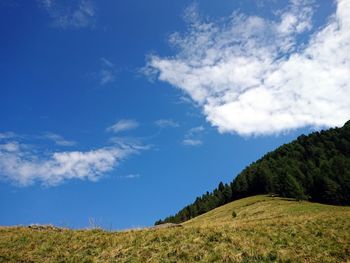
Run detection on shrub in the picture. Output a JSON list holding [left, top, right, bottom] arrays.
[[232, 210, 237, 218]]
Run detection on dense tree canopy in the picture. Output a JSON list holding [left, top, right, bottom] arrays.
[[155, 121, 350, 225]]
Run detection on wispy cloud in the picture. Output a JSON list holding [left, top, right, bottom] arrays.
[[43, 132, 76, 146], [174, 95, 194, 105], [120, 174, 141, 179], [182, 126, 204, 146], [98, 58, 117, 85], [187, 126, 204, 135], [0, 132, 17, 140], [146, 0, 350, 136], [106, 119, 139, 133], [154, 119, 179, 128], [109, 136, 151, 151], [182, 139, 202, 146], [38, 0, 96, 29], [0, 138, 143, 187]]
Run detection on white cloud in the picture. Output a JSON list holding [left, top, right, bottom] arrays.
[[154, 119, 179, 128], [182, 126, 204, 146], [0, 140, 141, 186], [38, 0, 96, 29], [146, 0, 350, 136], [188, 126, 204, 135], [175, 95, 194, 105], [44, 132, 76, 146], [109, 136, 151, 151], [106, 119, 139, 133], [0, 132, 17, 140], [0, 142, 20, 152], [182, 139, 202, 146]]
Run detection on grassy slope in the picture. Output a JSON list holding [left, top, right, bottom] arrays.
[[1, 196, 349, 263]]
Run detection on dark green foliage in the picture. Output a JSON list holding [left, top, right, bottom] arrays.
[[155, 121, 350, 225], [278, 173, 306, 201]]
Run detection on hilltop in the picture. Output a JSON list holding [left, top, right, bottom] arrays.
[[157, 121, 350, 225], [1, 196, 349, 262]]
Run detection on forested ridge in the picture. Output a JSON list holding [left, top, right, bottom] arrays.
[[155, 121, 350, 225]]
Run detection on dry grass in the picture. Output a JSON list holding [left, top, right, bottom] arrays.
[[0, 195, 349, 262]]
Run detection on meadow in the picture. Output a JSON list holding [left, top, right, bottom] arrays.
[[0, 195, 349, 263]]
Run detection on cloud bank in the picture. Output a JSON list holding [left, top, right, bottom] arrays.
[[0, 139, 141, 186], [146, 0, 350, 136]]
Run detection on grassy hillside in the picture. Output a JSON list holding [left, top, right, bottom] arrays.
[[157, 121, 350, 225], [1, 196, 349, 263]]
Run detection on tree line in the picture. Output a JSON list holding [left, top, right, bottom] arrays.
[[155, 121, 350, 225]]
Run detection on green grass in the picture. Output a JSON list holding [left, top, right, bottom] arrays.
[[1, 195, 349, 262]]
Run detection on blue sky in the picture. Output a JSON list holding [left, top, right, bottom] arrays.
[[0, 0, 349, 229]]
